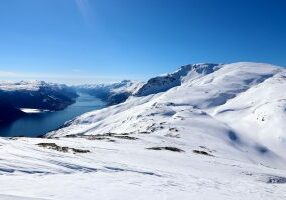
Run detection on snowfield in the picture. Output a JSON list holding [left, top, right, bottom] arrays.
[[1, 62, 286, 199]]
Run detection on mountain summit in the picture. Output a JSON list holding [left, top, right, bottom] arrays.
[[1, 62, 286, 199]]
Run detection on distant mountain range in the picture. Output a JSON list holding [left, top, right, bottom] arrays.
[[73, 80, 143, 105], [1, 62, 286, 199], [73, 64, 221, 105], [49, 62, 286, 165], [0, 81, 78, 123]]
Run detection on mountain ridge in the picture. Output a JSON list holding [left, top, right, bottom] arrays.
[[1, 62, 286, 199], [48, 62, 286, 165]]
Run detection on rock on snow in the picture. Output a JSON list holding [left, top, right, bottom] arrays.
[[1, 62, 286, 200]]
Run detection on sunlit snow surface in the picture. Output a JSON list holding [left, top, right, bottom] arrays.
[[20, 108, 49, 113], [1, 62, 286, 199], [0, 80, 67, 91]]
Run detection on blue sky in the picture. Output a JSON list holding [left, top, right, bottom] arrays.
[[0, 0, 285, 84]]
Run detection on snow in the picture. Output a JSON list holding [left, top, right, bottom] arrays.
[[74, 80, 144, 105], [0, 80, 67, 92], [134, 63, 221, 96], [20, 108, 49, 113], [1, 62, 286, 199], [76, 80, 143, 96], [0, 195, 47, 200]]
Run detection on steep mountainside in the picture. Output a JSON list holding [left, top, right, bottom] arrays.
[[48, 62, 286, 164], [134, 63, 221, 96], [0, 62, 286, 199], [0, 81, 78, 111]]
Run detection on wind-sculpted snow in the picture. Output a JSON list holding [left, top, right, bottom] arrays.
[[1, 62, 286, 199], [213, 71, 286, 159]]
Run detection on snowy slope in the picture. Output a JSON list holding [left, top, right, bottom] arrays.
[[212, 71, 286, 159], [1, 62, 286, 199], [1, 135, 286, 200], [134, 63, 221, 96]]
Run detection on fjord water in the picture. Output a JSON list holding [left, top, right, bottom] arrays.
[[0, 93, 106, 137]]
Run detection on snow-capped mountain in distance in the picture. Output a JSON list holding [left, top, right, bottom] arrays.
[[74, 64, 222, 105], [0, 81, 78, 116], [1, 62, 286, 199], [74, 80, 143, 105], [49, 62, 286, 163], [0, 80, 68, 91]]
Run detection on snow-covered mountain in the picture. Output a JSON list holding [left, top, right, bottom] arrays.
[[0, 80, 64, 91], [134, 63, 221, 96], [0, 81, 78, 122], [74, 80, 143, 105], [1, 62, 286, 199], [0, 80, 78, 110], [49, 62, 286, 162]]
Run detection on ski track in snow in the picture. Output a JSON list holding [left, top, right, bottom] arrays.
[[1, 62, 286, 199]]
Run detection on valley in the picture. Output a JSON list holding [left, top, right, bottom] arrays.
[[0, 62, 286, 199], [0, 93, 106, 137]]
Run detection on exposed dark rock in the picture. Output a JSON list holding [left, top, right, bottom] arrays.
[[193, 150, 213, 156], [113, 135, 138, 140], [67, 132, 137, 142], [267, 176, 286, 184], [37, 143, 90, 153], [72, 148, 90, 153], [147, 146, 184, 152], [169, 127, 179, 132]]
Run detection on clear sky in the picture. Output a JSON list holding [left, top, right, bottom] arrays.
[[0, 0, 285, 84]]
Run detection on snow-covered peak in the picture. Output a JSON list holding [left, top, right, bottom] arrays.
[[1, 62, 286, 199], [49, 62, 286, 164], [0, 80, 77, 111], [0, 80, 67, 92], [134, 63, 221, 96]]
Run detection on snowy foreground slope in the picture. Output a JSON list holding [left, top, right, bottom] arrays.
[[1, 62, 286, 199]]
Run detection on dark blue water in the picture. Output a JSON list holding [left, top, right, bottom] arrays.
[[0, 93, 106, 137]]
